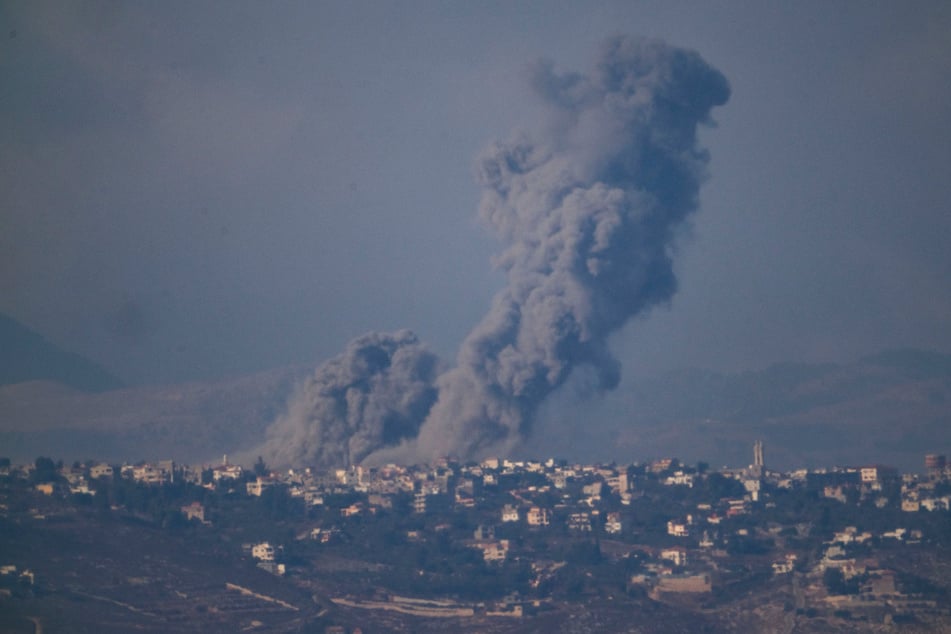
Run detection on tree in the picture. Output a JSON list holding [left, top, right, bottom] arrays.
[[253, 456, 269, 477], [823, 567, 860, 595], [32, 456, 58, 483]]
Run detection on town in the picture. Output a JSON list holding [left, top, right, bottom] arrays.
[[2, 444, 951, 633]]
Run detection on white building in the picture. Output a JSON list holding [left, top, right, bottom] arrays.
[[526, 506, 550, 526], [480, 540, 510, 563], [660, 547, 688, 567], [246, 477, 275, 497], [89, 464, 113, 480], [252, 542, 276, 562], [605, 512, 622, 535]]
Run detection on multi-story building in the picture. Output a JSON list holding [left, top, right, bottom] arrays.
[[526, 506, 550, 527]]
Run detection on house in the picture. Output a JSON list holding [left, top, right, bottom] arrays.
[[89, 463, 113, 480], [742, 478, 761, 501], [582, 481, 603, 497], [479, 540, 510, 563], [501, 504, 520, 522], [772, 554, 797, 575], [181, 502, 205, 523], [526, 506, 550, 527], [823, 485, 848, 503], [606, 472, 629, 494], [664, 471, 694, 488], [305, 491, 325, 507], [367, 493, 393, 509], [252, 542, 276, 562], [61, 466, 85, 486], [246, 477, 275, 497], [311, 527, 340, 544], [341, 503, 362, 517], [482, 458, 500, 470], [69, 481, 95, 496], [920, 496, 950, 512], [132, 464, 167, 485], [212, 463, 243, 482], [568, 512, 592, 532], [660, 547, 688, 567], [474, 525, 495, 540], [667, 520, 690, 537], [413, 492, 427, 514], [861, 465, 897, 484], [882, 527, 907, 540], [650, 458, 674, 473], [605, 512, 622, 534], [725, 500, 749, 516]]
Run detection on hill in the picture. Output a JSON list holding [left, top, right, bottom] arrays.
[[0, 313, 123, 392], [0, 366, 308, 464], [605, 349, 951, 472], [1, 346, 950, 471]]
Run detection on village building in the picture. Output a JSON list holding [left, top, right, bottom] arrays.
[[181, 501, 206, 523], [605, 512, 622, 534], [526, 506, 550, 527], [501, 504, 520, 523], [660, 547, 688, 567], [251, 542, 276, 562]]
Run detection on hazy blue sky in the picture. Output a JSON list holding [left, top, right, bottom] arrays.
[[3, 1, 950, 386]]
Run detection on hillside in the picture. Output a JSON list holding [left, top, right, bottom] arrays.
[[0, 366, 308, 464], [1, 347, 950, 471], [0, 313, 123, 392], [609, 349, 951, 471]]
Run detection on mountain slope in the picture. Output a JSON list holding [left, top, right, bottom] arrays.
[[607, 349, 951, 471], [1, 345, 949, 471], [0, 313, 123, 392], [0, 365, 309, 463]]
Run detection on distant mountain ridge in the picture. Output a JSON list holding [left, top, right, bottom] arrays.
[[0, 339, 949, 471], [0, 366, 309, 464], [0, 312, 123, 392], [606, 348, 951, 471], [624, 348, 951, 424]]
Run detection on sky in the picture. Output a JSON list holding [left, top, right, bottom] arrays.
[[2, 1, 950, 387]]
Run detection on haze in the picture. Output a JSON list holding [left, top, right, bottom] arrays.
[[3, 1, 950, 389]]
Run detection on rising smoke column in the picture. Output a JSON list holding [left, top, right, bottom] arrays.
[[264, 35, 729, 468], [260, 330, 440, 468], [403, 35, 730, 461]]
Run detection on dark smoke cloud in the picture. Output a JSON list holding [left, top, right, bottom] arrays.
[[264, 35, 729, 467], [406, 35, 730, 461], [260, 330, 440, 468]]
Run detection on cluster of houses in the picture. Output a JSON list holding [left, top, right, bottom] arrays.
[[5, 448, 951, 604]]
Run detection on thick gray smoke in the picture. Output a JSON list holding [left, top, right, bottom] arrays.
[[407, 35, 730, 461], [264, 35, 729, 467], [260, 330, 440, 468]]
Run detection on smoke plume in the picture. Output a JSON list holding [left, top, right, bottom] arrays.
[[264, 36, 729, 467], [406, 36, 730, 461], [260, 330, 440, 468]]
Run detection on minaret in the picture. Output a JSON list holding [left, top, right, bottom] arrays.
[[750, 440, 764, 478]]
